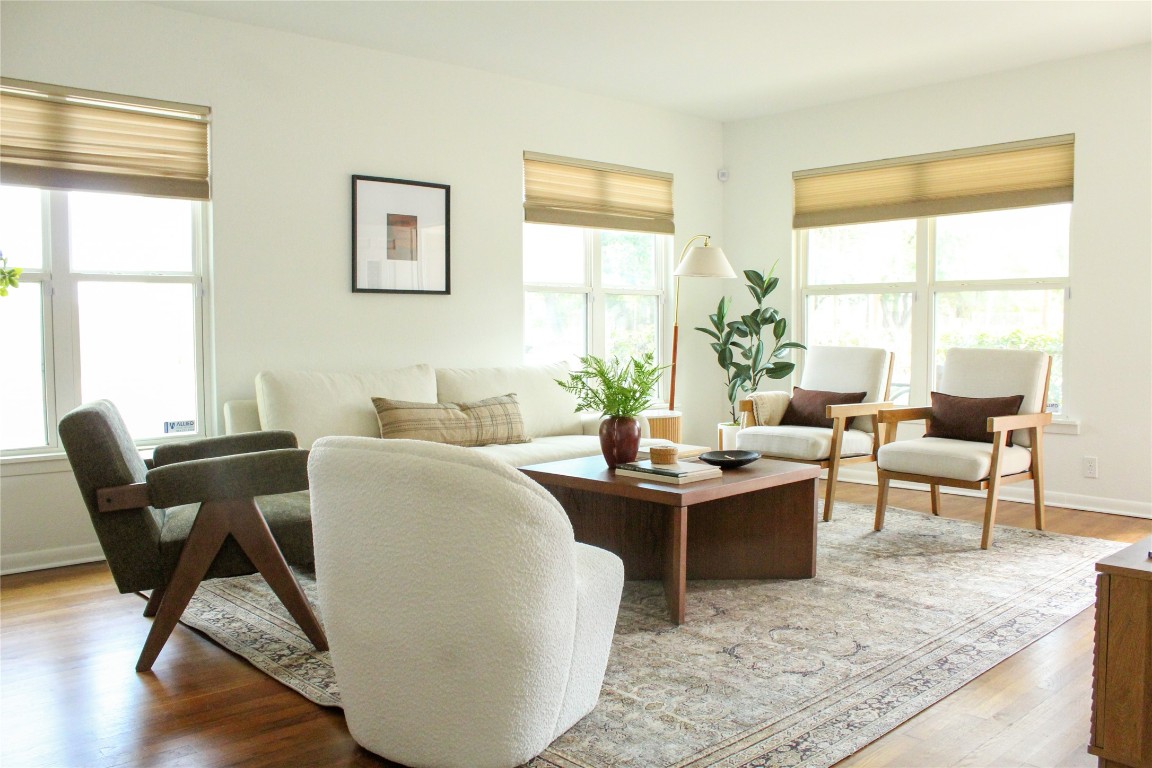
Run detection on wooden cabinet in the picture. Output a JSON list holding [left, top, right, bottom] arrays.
[[1090, 536, 1152, 768]]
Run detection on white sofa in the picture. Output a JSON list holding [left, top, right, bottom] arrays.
[[223, 362, 655, 466]]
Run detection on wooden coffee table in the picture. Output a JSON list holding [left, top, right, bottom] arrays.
[[520, 455, 822, 624]]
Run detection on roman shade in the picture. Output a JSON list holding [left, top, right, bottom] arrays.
[[0, 78, 210, 200], [524, 151, 674, 234], [793, 135, 1074, 229]]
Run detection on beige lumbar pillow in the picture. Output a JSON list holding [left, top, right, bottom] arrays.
[[749, 391, 791, 426], [372, 393, 531, 448]]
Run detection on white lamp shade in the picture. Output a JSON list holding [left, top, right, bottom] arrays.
[[674, 245, 736, 278]]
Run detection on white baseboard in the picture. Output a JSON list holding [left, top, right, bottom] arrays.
[[835, 466, 1152, 519], [1, 544, 105, 575]]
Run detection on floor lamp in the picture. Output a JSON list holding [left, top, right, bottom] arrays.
[[669, 234, 736, 412]]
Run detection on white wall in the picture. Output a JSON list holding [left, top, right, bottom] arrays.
[[721, 44, 1152, 516], [0, 1, 724, 571]]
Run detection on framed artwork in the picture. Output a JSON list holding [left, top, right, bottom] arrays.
[[352, 175, 450, 294]]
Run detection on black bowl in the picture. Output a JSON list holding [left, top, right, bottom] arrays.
[[698, 450, 760, 468]]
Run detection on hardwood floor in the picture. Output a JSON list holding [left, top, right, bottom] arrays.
[[2, 483, 1147, 768]]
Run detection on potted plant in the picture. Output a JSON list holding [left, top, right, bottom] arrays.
[[556, 352, 666, 467], [696, 264, 805, 447]]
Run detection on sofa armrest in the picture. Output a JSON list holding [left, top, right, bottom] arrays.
[[224, 399, 262, 435]]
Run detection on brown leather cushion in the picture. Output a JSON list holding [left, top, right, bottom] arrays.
[[779, 387, 868, 429], [925, 392, 1024, 446]]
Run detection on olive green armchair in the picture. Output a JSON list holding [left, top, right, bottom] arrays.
[[59, 400, 327, 672]]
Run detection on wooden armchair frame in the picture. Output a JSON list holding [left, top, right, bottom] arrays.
[[739, 395, 894, 522], [874, 357, 1053, 549], [98, 482, 328, 672]]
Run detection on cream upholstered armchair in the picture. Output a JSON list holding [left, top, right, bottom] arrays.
[[307, 436, 624, 768], [736, 346, 894, 521], [874, 348, 1053, 549]]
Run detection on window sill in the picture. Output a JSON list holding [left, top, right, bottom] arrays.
[[1046, 417, 1080, 435], [1, 452, 73, 477], [2, 446, 156, 477]]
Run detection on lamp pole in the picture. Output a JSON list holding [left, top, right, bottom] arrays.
[[668, 234, 712, 412]]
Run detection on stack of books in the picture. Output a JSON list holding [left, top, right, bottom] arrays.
[[614, 459, 723, 485]]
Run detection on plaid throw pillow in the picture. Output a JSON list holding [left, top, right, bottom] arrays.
[[372, 393, 531, 448]]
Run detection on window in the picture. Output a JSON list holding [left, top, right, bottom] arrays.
[[523, 223, 668, 371], [521, 151, 674, 388], [799, 203, 1070, 410], [795, 136, 1073, 412], [0, 80, 210, 453], [0, 187, 207, 452]]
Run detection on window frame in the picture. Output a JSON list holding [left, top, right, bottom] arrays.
[[797, 211, 1070, 410], [523, 226, 669, 393], [1, 186, 211, 457]]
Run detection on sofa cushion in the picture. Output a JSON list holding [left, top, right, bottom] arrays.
[[257, 366, 437, 447], [435, 363, 582, 438], [373, 394, 531, 448], [780, 387, 867, 429], [925, 391, 1024, 446]]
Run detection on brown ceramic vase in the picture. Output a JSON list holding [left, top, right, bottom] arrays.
[[599, 415, 641, 468]]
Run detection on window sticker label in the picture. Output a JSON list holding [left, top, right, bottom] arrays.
[[163, 420, 196, 434]]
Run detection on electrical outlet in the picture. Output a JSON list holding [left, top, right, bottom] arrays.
[[1082, 456, 1098, 479]]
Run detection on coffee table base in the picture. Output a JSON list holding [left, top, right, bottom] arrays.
[[538, 479, 818, 623]]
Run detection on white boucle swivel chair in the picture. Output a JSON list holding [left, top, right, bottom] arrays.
[[307, 436, 624, 768]]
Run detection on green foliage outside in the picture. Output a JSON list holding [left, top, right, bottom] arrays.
[[696, 265, 805, 423], [555, 352, 667, 418], [938, 329, 1064, 410], [0, 252, 22, 297]]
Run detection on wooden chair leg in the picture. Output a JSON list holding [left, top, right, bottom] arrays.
[[227, 499, 328, 652], [822, 459, 840, 522], [143, 585, 166, 617], [823, 421, 847, 522], [981, 434, 1009, 550], [1032, 476, 1046, 531], [136, 504, 232, 672], [981, 481, 1003, 550], [875, 475, 891, 531], [930, 485, 941, 516], [137, 498, 329, 673], [1031, 429, 1046, 531]]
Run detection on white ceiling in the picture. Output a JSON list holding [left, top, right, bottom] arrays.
[[155, 0, 1152, 122]]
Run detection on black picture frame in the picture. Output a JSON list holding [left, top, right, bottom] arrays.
[[352, 175, 450, 294]]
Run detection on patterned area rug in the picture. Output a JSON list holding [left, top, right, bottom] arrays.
[[178, 502, 1122, 767]]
